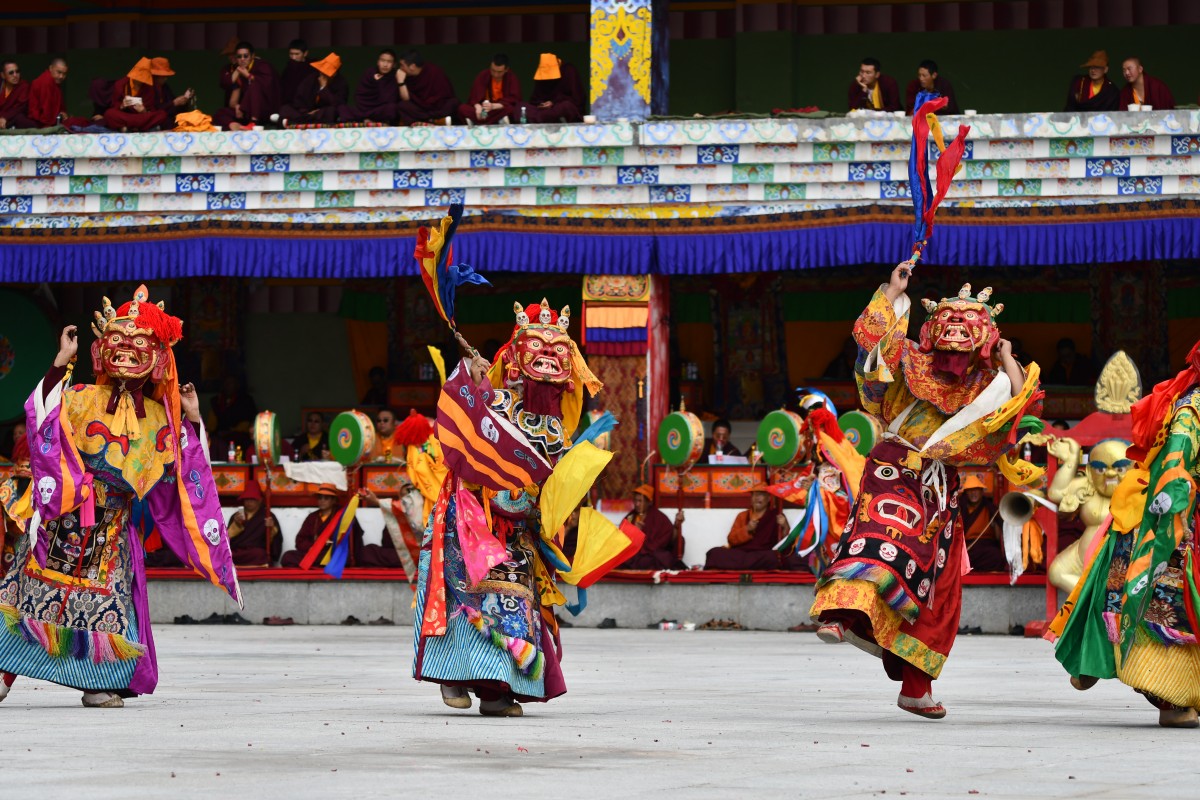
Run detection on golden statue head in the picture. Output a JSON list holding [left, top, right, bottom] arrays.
[[1088, 438, 1133, 498]]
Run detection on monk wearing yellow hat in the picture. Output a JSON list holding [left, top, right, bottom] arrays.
[[526, 53, 584, 123], [102, 57, 168, 132], [1066, 49, 1120, 112], [959, 474, 1006, 572], [278, 52, 347, 127]]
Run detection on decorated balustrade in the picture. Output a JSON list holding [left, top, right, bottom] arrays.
[[0, 111, 1196, 218]]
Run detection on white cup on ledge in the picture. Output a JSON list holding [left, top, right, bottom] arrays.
[[1141, 105, 1153, 111], [1127, 103, 1140, 111], [964, 109, 977, 116], [583, 114, 597, 123], [893, 110, 904, 117]]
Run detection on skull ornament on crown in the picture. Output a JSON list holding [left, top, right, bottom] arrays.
[[503, 298, 575, 391], [89, 284, 183, 383], [918, 284, 1004, 360]]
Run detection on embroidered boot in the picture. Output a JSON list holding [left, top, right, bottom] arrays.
[[479, 697, 523, 717], [440, 684, 471, 710], [1159, 708, 1199, 728], [81, 691, 124, 708]]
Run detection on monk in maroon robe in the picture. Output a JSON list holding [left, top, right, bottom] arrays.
[[279, 53, 347, 127], [396, 51, 460, 125], [226, 481, 282, 567], [0, 61, 34, 129], [103, 58, 169, 132], [212, 41, 280, 131], [1119, 57, 1174, 110], [340, 49, 402, 125], [620, 484, 684, 570], [904, 60, 959, 115], [525, 53, 583, 124], [279, 39, 314, 113], [27, 58, 89, 128], [848, 57, 901, 112], [149, 57, 193, 129], [280, 484, 402, 569], [458, 54, 522, 126], [704, 486, 788, 570], [1066, 50, 1120, 112], [960, 477, 1006, 572]]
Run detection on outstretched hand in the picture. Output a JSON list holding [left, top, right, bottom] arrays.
[[54, 325, 78, 367], [179, 383, 201, 423], [884, 261, 913, 302]]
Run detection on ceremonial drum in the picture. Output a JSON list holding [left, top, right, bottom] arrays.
[[838, 410, 884, 457], [328, 410, 377, 467], [658, 411, 705, 468], [253, 411, 281, 466], [757, 409, 807, 468]]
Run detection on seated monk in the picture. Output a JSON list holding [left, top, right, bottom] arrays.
[[396, 50, 460, 125], [904, 59, 959, 115], [1065, 50, 1119, 112], [280, 484, 402, 568], [849, 57, 901, 112], [213, 41, 280, 131], [369, 407, 400, 463], [961, 475, 1006, 571], [279, 39, 314, 111], [525, 53, 583, 123], [226, 481, 282, 567], [340, 49, 401, 125], [279, 52, 346, 127], [0, 60, 35, 129], [1119, 57, 1174, 110], [26, 58, 90, 128], [704, 482, 789, 570], [149, 57, 195, 129], [703, 418, 742, 459], [103, 58, 169, 132], [458, 53, 521, 126], [620, 484, 684, 569]]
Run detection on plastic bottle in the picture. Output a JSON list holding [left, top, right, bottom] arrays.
[[227, 440, 236, 462], [520, 106, 527, 124]]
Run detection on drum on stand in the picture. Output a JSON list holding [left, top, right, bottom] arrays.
[[329, 410, 377, 468], [838, 410, 883, 457], [657, 411, 705, 468], [756, 409, 808, 468]]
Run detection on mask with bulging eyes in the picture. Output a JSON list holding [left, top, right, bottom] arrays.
[[511, 327, 573, 386], [95, 318, 167, 382]]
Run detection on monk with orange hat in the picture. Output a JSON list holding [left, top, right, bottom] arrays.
[[525, 53, 583, 123], [148, 57, 193, 129], [959, 474, 1006, 572], [621, 484, 684, 570], [1066, 50, 1120, 112], [279, 52, 347, 127], [102, 58, 168, 132]]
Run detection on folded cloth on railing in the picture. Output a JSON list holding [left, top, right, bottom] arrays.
[[282, 460, 347, 490]]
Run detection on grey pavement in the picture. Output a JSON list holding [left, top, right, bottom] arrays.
[[0, 626, 1194, 799]]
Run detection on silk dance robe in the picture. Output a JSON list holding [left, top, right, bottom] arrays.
[[0, 365, 241, 695], [1051, 384, 1200, 710], [413, 380, 570, 703], [810, 286, 1041, 681]]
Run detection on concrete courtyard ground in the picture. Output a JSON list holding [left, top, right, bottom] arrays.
[[0, 626, 1193, 799]]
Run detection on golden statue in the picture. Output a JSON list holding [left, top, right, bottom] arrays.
[[1045, 351, 1140, 592]]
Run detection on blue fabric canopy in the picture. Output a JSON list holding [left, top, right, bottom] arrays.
[[0, 202, 1196, 281]]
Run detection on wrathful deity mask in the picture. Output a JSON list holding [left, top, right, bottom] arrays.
[[918, 284, 1004, 359], [504, 299, 574, 390], [1087, 438, 1134, 498], [90, 285, 183, 383]]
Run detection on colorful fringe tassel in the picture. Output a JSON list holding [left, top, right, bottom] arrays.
[[818, 561, 920, 623], [1, 604, 145, 663], [462, 606, 545, 680]]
